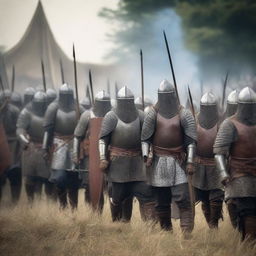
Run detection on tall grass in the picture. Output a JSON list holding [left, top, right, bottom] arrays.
[[0, 189, 255, 256]]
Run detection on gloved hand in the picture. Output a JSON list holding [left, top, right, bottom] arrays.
[[221, 176, 230, 186], [186, 163, 195, 175], [99, 159, 109, 171]]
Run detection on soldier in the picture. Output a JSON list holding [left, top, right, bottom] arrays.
[[10, 91, 23, 110], [225, 90, 238, 118], [46, 88, 57, 105], [222, 89, 238, 228], [43, 83, 83, 209], [23, 87, 36, 107], [192, 92, 224, 229], [141, 79, 196, 234], [135, 96, 153, 111], [17, 91, 56, 203], [80, 97, 91, 111], [73, 90, 111, 210], [99, 86, 155, 222], [214, 87, 256, 240], [0, 90, 22, 204]]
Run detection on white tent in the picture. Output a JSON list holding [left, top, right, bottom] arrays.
[[2, 1, 115, 95]]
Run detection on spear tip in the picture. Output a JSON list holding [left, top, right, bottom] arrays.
[[72, 43, 76, 59]]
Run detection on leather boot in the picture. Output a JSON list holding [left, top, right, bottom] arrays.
[[25, 183, 35, 204], [179, 207, 194, 236], [156, 208, 172, 231], [242, 216, 256, 241], [209, 200, 223, 229], [68, 188, 78, 210], [110, 199, 122, 222], [139, 201, 157, 222], [121, 197, 133, 222], [201, 201, 211, 225], [57, 186, 68, 209], [226, 201, 238, 229]]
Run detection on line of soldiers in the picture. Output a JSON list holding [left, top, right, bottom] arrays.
[[0, 79, 256, 241]]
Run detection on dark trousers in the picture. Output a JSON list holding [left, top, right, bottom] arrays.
[[195, 188, 224, 228], [110, 181, 155, 222], [0, 167, 22, 204], [111, 181, 154, 205], [25, 176, 57, 203], [49, 169, 81, 209], [153, 183, 193, 232]]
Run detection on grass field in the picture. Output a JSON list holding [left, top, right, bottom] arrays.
[[0, 188, 256, 256]]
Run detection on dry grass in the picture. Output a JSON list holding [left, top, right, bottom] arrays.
[[0, 188, 256, 256]]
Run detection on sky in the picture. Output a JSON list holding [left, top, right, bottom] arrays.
[[0, 0, 118, 64], [0, 0, 200, 102]]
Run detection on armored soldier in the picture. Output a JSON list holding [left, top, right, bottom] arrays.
[[80, 97, 91, 111], [99, 86, 155, 222], [135, 96, 153, 111], [43, 83, 83, 209], [0, 90, 22, 204], [73, 90, 111, 210], [46, 88, 57, 105], [222, 89, 238, 228], [141, 79, 196, 234], [17, 91, 56, 203], [192, 92, 224, 229], [23, 87, 36, 107], [10, 91, 23, 110], [214, 87, 256, 240], [225, 90, 238, 118]]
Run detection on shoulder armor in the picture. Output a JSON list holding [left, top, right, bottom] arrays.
[[43, 101, 59, 130], [213, 118, 237, 154], [141, 107, 157, 141], [180, 108, 197, 141], [16, 107, 31, 129], [100, 110, 118, 138], [74, 110, 91, 138]]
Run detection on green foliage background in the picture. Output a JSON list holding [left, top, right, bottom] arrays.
[[101, 0, 256, 77]]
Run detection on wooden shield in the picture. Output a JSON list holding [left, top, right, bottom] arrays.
[[88, 117, 104, 211], [0, 122, 11, 176]]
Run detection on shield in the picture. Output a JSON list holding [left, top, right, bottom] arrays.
[[88, 117, 104, 211], [0, 122, 11, 176]]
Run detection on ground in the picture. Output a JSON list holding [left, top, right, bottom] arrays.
[[0, 188, 256, 256]]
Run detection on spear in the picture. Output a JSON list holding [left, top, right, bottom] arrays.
[[89, 69, 94, 105], [187, 85, 196, 218], [59, 59, 65, 84], [115, 82, 118, 99], [188, 85, 195, 117], [107, 79, 110, 95], [140, 49, 145, 110], [72, 43, 80, 120], [41, 59, 46, 92], [0, 75, 4, 91], [86, 85, 92, 106], [163, 30, 180, 104], [11, 65, 15, 92], [222, 71, 229, 110]]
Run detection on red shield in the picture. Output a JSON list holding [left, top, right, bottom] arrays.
[[0, 122, 11, 175], [88, 117, 104, 211]]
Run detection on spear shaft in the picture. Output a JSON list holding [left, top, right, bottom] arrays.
[[72, 44, 80, 120], [11, 65, 15, 92], [41, 59, 46, 92], [89, 70, 94, 105], [163, 30, 180, 104], [140, 49, 145, 110], [222, 71, 229, 110], [59, 59, 65, 84]]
